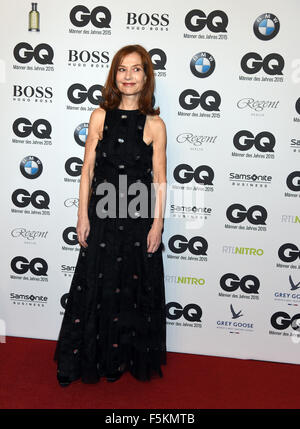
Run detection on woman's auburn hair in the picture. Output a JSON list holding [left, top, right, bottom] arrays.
[[100, 44, 160, 116]]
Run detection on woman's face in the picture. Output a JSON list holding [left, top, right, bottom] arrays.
[[115, 52, 147, 97]]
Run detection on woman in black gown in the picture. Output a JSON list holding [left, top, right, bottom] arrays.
[[54, 44, 167, 386]]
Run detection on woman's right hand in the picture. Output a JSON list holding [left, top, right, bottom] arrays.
[[76, 216, 90, 248]]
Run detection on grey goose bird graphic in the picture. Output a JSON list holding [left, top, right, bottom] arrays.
[[230, 304, 243, 319], [289, 275, 300, 291]]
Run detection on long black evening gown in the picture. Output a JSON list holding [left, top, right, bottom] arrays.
[[54, 108, 167, 383]]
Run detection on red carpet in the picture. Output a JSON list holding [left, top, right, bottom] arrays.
[[0, 336, 299, 409]]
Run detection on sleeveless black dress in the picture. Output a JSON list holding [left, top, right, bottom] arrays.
[[54, 108, 167, 383]]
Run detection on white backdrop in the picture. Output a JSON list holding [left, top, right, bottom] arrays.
[[1, 0, 300, 365]]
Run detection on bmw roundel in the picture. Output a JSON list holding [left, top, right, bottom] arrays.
[[20, 155, 43, 179], [190, 52, 215, 78]]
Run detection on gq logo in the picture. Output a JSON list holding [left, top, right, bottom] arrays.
[[148, 48, 167, 70], [63, 227, 78, 246], [278, 244, 300, 263], [11, 256, 48, 276], [233, 130, 275, 152], [70, 5, 111, 28], [220, 273, 260, 294], [168, 235, 208, 256], [60, 293, 69, 310], [11, 189, 50, 209], [13, 42, 54, 64], [226, 204, 267, 225], [271, 312, 300, 330], [190, 52, 215, 78], [179, 89, 221, 111], [241, 53, 284, 75], [286, 171, 300, 192], [13, 118, 52, 139], [67, 84, 103, 105], [185, 9, 228, 33], [173, 164, 214, 185], [253, 13, 280, 41], [166, 302, 202, 322], [65, 157, 83, 177]]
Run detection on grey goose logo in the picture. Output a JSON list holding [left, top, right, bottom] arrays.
[[230, 304, 243, 319], [289, 275, 300, 291]]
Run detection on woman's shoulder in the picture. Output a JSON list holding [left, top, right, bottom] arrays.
[[147, 113, 166, 130], [90, 106, 106, 120]]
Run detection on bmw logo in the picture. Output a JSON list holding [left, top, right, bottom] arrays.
[[190, 52, 215, 78], [20, 155, 43, 179], [253, 13, 280, 40], [74, 123, 89, 147]]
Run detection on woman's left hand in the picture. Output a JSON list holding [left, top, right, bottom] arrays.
[[147, 224, 162, 253]]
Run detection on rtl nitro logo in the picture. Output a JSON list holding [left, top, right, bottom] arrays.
[[226, 204, 267, 225], [148, 48, 167, 70], [126, 12, 169, 29], [168, 235, 208, 256], [65, 157, 83, 176], [240, 52, 284, 75], [271, 312, 300, 331], [190, 52, 215, 78], [278, 244, 300, 263], [220, 273, 260, 294], [173, 164, 214, 185], [179, 89, 221, 111], [166, 302, 202, 322], [13, 42, 54, 64], [67, 83, 103, 105], [11, 189, 50, 209], [253, 13, 280, 41], [286, 171, 300, 192], [11, 256, 48, 276], [63, 227, 78, 246], [185, 9, 228, 33], [233, 130, 275, 153], [70, 5, 111, 28], [13, 118, 52, 139]]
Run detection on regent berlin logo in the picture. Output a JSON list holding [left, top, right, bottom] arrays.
[[253, 13, 280, 41], [190, 52, 215, 78]]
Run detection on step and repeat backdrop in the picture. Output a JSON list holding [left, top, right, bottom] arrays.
[[1, 0, 300, 364]]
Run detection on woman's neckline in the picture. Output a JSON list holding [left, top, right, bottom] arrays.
[[116, 108, 139, 112]]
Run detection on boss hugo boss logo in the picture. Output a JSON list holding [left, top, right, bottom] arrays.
[[271, 312, 300, 331], [126, 12, 169, 30], [179, 89, 221, 111], [11, 256, 48, 276], [240, 52, 284, 75], [226, 204, 267, 225], [168, 235, 208, 256], [233, 130, 275, 153], [70, 5, 111, 28], [190, 52, 215, 78], [166, 302, 202, 322], [10, 256, 48, 276], [11, 189, 50, 209], [185, 9, 228, 33], [278, 244, 300, 263], [173, 164, 214, 185], [62, 227, 78, 246], [148, 48, 167, 71], [20, 156, 43, 179], [65, 157, 83, 177], [13, 85, 53, 102], [13, 118, 52, 139], [13, 42, 54, 65], [286, 171, 300, 192], [67, 83, 103, 105], [219, 273, 260, 294], [68, 50, 109, 67], [253, 13, 280, 41]]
